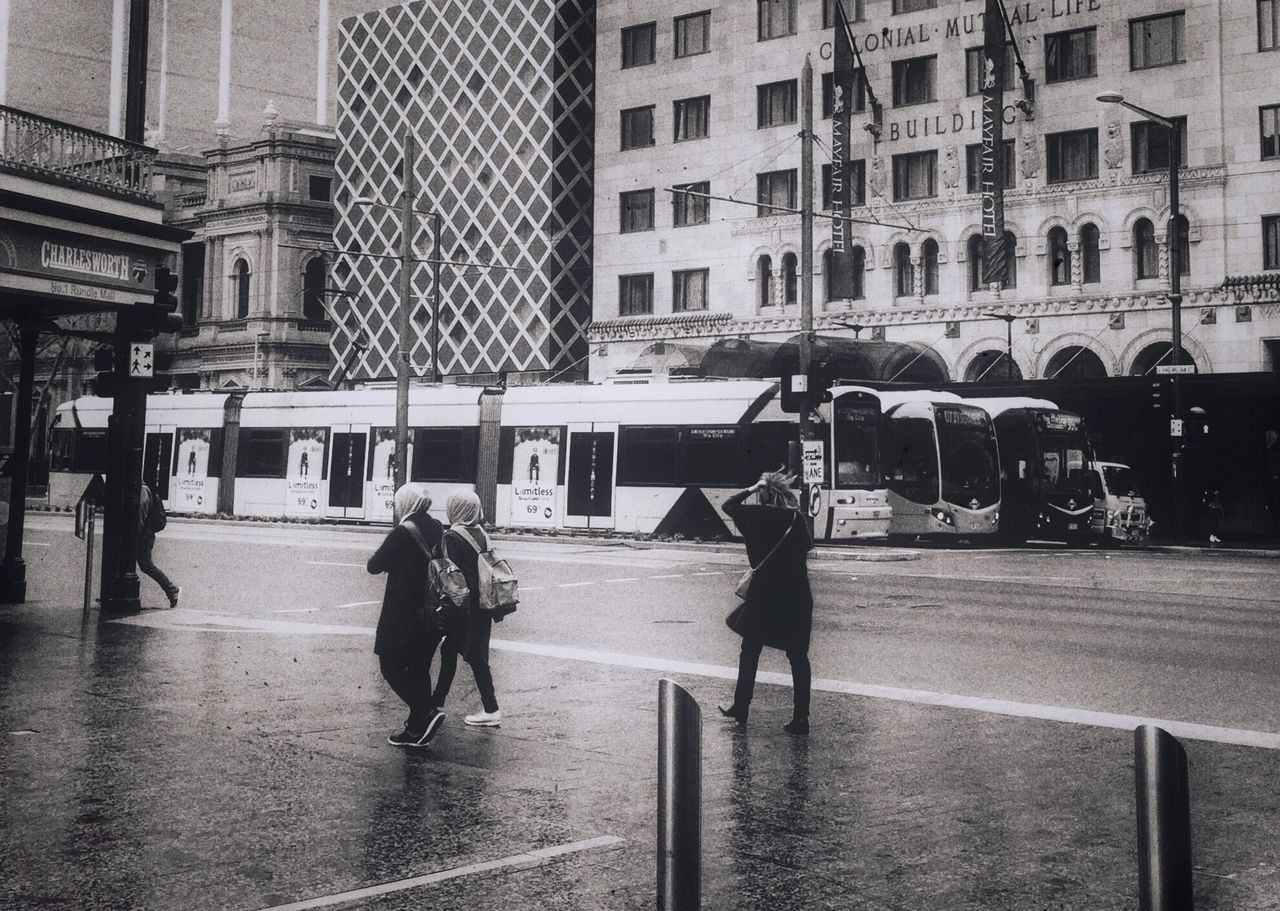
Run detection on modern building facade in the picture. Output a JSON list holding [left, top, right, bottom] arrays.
[[589, 0, 1280, 385], [331, 0, 595, 384]]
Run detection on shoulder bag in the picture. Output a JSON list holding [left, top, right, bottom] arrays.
[[733, 512, 797, 600]]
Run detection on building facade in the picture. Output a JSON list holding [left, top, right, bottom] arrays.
[[589, 0, 1280, 383]]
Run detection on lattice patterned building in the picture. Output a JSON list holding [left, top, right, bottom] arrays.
[[331, 0, 595, 384]]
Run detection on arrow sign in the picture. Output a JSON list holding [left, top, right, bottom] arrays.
[[130, 343, 154, 378], [75, 473, 107, 539]]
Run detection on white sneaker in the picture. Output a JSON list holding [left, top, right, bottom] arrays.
[[1209, 535, 1221, 544], [463, 710, 501, 727]]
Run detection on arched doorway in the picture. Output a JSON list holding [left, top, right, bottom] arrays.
[[1045, 345, 1107, 380], [1129, 342, 1197, 376], [964, 349, 1023, 382], [884, 346, 949, 383]]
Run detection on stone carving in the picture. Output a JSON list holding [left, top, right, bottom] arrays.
[[939, 146, 960, 190], [1108, 313, 1124, 330], [1236, 305, 1252, 323], [1104, 119, 1124, 170], [869, 157, 887, 198], [1020, 135, 1041, 181], [1024, 317, 1040, 334], [1199, 307, 1216, 325]]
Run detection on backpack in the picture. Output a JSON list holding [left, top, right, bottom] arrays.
[[450, 526, 519, 618], [146, 491, 167, 532], [402, 523, 468, 637]]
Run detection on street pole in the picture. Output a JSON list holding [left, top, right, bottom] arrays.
[[1005, 318, 1013, 381], [799, 55, 813, 513], [0, 324, 36, 603], [124, 0, 149, 144], [394, 130, 415, 490], [432, 209, 441, 383], [1167, 120, 1185, 546], [101, 309, 145, 615]]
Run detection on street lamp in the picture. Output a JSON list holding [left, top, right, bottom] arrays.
[[981, 312, 1016, 381], [835, 321, 865, 339], [1097, 90, 1185, 545]]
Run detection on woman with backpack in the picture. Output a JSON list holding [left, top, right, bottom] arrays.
[[367, 484, 446, 748]]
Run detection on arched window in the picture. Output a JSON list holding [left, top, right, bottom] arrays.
[[1173, 214, 1190, 277], [302, 257, 328, 322], [1002, 231, 1018, 289], [1080, 223, 1101, 284], [1134, 218, 1157, 280], [234, 259, 251, 319], [782, 252, 798, 306], [968, 234, 985, 292], [758, 255, 774, 307], [1048, 226, 1071, 286], [1045, 345, 1107, 380], [850, 245, 865, 300], [1129, 342, 1196, 376], [922, 239, 939, 295], [964, 349, 1023, 382], [822, 249, 833, 303], [894, 242, 914, 297]]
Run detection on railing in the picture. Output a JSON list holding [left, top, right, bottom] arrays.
[[294, 319, 332, 333], [0, 105, 156, 201], [176, 192, 207, 208]]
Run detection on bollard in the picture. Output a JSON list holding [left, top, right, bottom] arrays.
[[1135, 724, 1193, 911], [658, 678, 701, 911], [82, 507, 97, 616]]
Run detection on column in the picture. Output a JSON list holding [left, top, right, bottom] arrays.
[[215, 0, 232, 133], [155, 0, 170, 144], [108, 0, 127, 136], [202, 237, 216, 320], [0, 0, 11, 107], [0, 325, 37, 603], [315, 0, 330, 126], [911, 254, 924, 304], [1068, 240, 1082, 291]]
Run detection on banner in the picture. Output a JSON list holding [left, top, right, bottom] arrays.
[[173, 429, 213, 514], [829, 0, 857, 302], [286, 428, 327, 517], [511, 427, 560, 528], [367, 429, 413, 522], [980, 0, 1008, 286]]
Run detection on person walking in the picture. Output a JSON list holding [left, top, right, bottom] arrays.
[[1203, 486, 1225, 544], [138, 481, 180, 609], [433, 490, 506, 727], [368, 484, 447, 748], [718, 471, 814, 736]]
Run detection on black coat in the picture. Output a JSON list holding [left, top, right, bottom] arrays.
[[723, 488, 814, 652], [368, 511, 443, 656]]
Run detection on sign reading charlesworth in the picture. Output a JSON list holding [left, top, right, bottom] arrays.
[[0, 222, 155, 307]]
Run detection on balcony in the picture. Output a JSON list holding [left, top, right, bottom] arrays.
[[0, 105, 157, 201]]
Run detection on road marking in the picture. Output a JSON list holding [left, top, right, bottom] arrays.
[[691, 571, 725, 576], [603, 577, 639, 583], [334, 600, 378, 608], [306, 561, 365, 568], [251, 835, 624, 911], [556, 581, 594, 588], [649, 574, 684, 579], [26, 542, 51, 547]]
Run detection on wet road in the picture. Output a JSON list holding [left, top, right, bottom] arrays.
[[3, 516, 1279, 910]]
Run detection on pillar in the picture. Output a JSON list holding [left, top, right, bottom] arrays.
[[155, 0, 170, 145], [109, 0, 127, 136], [0, 325, 37, 603], [0, 0, 11, 107], [315, 0, 330, 126], [215, 0, 232, 133]]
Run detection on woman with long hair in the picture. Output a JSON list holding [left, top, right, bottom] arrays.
[[367, 484, 446, 747], [719, 471, 814, 735]]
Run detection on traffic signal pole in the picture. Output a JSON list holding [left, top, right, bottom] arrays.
[[100, 309, 146, 615]]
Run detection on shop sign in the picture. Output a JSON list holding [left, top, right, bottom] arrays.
[[0, 223, 154, 304]]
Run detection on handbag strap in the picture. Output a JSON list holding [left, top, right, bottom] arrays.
[[751, 512, 796, 570], [449, 525, 487, 555]]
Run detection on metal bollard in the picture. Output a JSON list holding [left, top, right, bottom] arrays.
[[82, 506, 97, 616], [658, 678, 701, 911], [1135, 724, 1194, 911]]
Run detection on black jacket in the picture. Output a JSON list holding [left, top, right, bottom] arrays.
[[368, 511, 444, 656], [723, 488, 814, 652]]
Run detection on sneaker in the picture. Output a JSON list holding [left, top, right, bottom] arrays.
[[463, 709, 501, 727], [783, 719, 810, 736], [168, 587, 181, 609], [1209, 535, 1221, 544], [388, 727, 420, 746], [418, 711, 445, 745]]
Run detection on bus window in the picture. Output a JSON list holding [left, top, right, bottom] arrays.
[[1102, 464, 1140, 498], [833, 398, 879, 488], [883, 415, 939, 504], [936, 405, 999, 507]]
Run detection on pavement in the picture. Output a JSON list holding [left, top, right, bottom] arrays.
[[2, 519, 1280, 910]]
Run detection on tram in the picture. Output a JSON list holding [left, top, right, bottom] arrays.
[[876, 390, 1002, 544], [48, 380, 895, 540]]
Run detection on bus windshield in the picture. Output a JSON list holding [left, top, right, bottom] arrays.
[[1039, 431, 1088, 493], [883, 414, 939, 504], [936, 405, 1000, 507], [1102, 464, 1141, 498], [832, 397, 880, 487]]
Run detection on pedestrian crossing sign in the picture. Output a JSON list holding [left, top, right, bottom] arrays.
[[130, 343, 154, 378]]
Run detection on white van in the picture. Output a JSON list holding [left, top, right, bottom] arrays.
[[1088, 461, 1151, 545]]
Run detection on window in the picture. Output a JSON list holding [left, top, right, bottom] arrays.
[[233, 259, 251, 319], [757, 169, 797, 216], [237, 428, 286, 478], [892, 150, 937, 200], [1134, 218, 1158, 279], [850, 246, 865, 299], [782, 252, 798, 306], [682, 427, 738, 486], [308, 175, 332, 202], [1173, 214, 1190, 276], [1132, 118, 1187, 173], [1003, 232, 1018, 288], [758, 0, 796, 40], [758, 256, 775, 307], [892, 55, 936, 106], [620, 189, 655, 233], [1262, 0, 1279, 50], [302, 257, 327, 322], [672, 181, 709, 226], [894, 243, 914, 297], [619, 273, 654, 316], [965, 140, 1015, 193], [622, 22, 656, 68], [673, 95, 710, 141], [1081, 223, 1101, 283], [1046, 129, 1098, 183], [965, 45, 1015, 96], [674, 11, 711, 58], [673, 269, 709, 311], [922, 239, 939, 295], [1264, 215, 1280, 270], [621, 105, 655, 150], [1045, 27, 1096, 82], [849, 159, 866, 205], [968, 233, 1017, 289], [1130, 12, 1185, 69], [1262, 104, 1280, 159], [758, 80, 797, 127], [411, 427, 477, 483], [181, 242, 204, 326], [1048, 226, 1071, 285], [893, 0, 936, 11]]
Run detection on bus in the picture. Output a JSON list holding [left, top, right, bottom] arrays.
[[814, 386, 892, 540], [876, 390, 1002, 544], [967, 397, 1094, 543]]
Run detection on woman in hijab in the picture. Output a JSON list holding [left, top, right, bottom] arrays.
[[719, 471, 814, 735], [432, 490, 504, 726], [367, 483, 446, 747]]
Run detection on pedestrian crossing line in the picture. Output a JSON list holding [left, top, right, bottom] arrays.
[[250, 835, 625, 911]]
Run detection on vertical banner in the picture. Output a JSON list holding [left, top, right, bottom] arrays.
[[829, 0, 856, 301], [368, 428, 413, 522], [286, 428, 327, 518], [981, 0, 1008, 286], [511, 427, 560, 528], [174, 429, 212, 514]]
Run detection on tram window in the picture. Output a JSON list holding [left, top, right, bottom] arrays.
[[411, 427, 477, 482], [74, 430, 108, 473], [681, 426, 737, 486], [49, 428, 74, 471], [743, 421, 793, 484], [619, 426, 678, 485], [237, 429, 287, 478], [883, 416, 939, 503], [833, 400, 879, 487]]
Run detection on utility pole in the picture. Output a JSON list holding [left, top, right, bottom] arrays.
[[1167, 120, 1185, 547], [799, 55, 814, 531], [394, 130, 415, 490]]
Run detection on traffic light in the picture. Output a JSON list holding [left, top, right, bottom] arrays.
[[1183, 407, 1209, 451], [122, 267, 183, 335], [154, 266, 179, 311], [780, 370, 834, 413]]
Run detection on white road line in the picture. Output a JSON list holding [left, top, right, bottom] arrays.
[[649, 574, 684, 579], [556, 581, 594, 588], [270, 609, 317, 614], [334, 600, 378, 609], [603, 577, 639, 583], [26, 542, 51, 547], [306, 561, 365, 568], [690, 571, 725, 576], [251, 835, 624, 911]]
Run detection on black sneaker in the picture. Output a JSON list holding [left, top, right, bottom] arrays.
[[388, 727, 420, 746], [417, 711, 445, 745], [783, 719, 810, 736], [718, 704, 747, 725], [168, 587, 181, 609]]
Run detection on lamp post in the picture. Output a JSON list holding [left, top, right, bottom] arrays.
[[1097, 91, 1185, 545], [982, 311, 1016, 381]]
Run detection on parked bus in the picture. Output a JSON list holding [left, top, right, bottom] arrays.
[[876, 390, 1002, 544], [967, 397, 1094, 543]]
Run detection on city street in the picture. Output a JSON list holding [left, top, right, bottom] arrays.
[[2, 516, 1278, 910]]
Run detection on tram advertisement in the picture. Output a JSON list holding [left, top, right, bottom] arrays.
[[174, 429, 212, 513], [511, 427, 560, 528], [286, 428, 327, 517], [368, 429, 412, 523]]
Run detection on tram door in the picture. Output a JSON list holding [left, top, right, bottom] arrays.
[[564, 422, 617, 530], [326, 425, 369, 520], [143, 427, 175, 502]]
